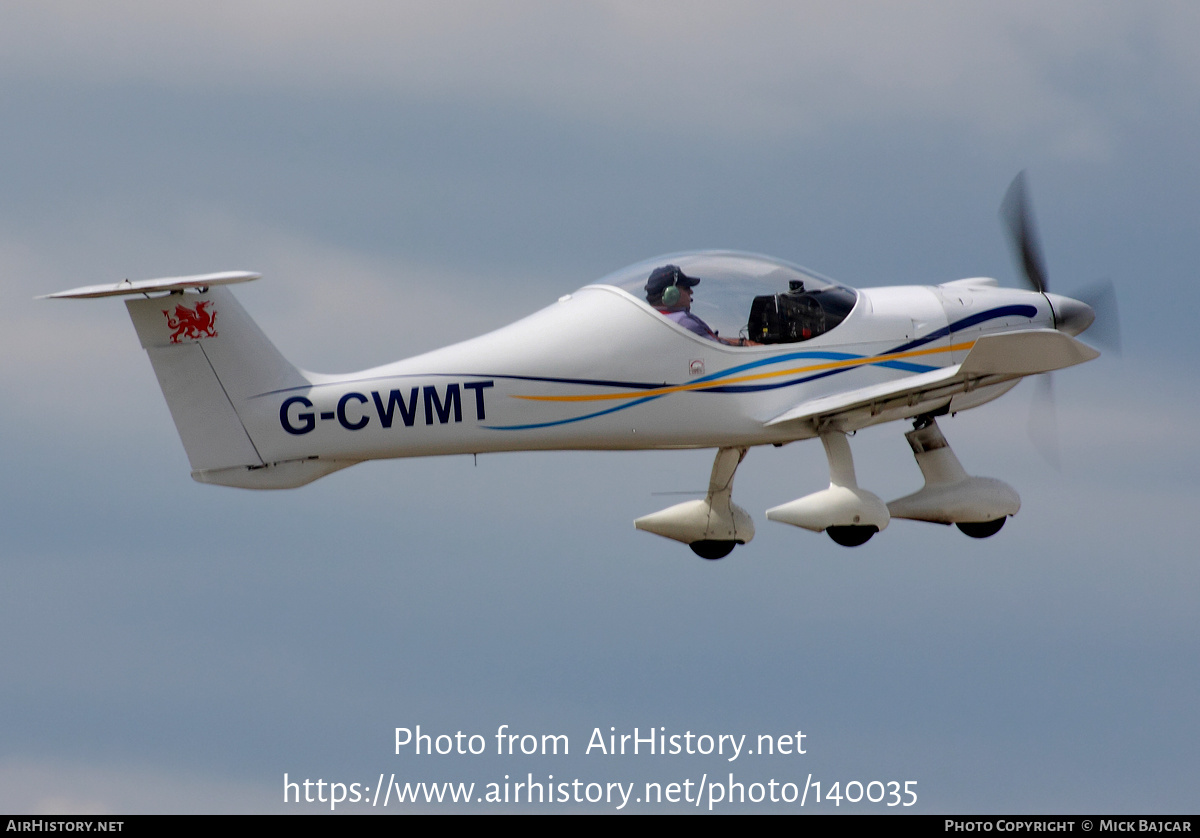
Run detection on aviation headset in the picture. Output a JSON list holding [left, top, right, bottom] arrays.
[[661, 267, 684, 307]]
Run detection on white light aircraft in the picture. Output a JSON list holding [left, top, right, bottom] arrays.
[[46, 174, 1114, 558]]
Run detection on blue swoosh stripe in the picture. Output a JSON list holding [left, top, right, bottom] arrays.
[[484, 304, 1036, 430]]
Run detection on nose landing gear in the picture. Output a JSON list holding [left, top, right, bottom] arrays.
[[887, 416, 1019, 537]]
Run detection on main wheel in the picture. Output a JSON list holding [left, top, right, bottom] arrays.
[[956, 518, 1006, 539], [826, 525, 877, 547], [689, 540, 738, 560]]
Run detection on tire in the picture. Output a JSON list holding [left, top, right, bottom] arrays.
[[956, 518, 1006, 539], [826, 525, 877, 547], [689, 540, 738, 560]]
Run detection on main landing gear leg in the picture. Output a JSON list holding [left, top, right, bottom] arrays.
[[634, 447, 755, 559], [765, 431, 889, 546]]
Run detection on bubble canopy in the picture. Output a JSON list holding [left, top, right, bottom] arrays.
[[595, 251, 859, 345]]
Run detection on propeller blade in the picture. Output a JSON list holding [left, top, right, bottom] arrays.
[[1001, 171, 1050, 294], [1028, 373, 1061, 470], [1073, 278, 1122, 356]]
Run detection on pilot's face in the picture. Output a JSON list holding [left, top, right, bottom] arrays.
[[678, 285, 693, 308]]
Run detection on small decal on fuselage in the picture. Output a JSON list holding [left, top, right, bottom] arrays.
[[280, 381, 494, 435]]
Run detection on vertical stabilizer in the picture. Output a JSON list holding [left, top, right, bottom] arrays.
[[125, 286, 310, 474], [46, 272, 356, 489]]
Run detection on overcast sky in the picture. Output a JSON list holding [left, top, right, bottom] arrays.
[[2, 1, 1197, 813]]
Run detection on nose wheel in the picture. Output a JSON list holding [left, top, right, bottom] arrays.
[[956, 518, 1006, 539], [887, 417, 1020, 538]]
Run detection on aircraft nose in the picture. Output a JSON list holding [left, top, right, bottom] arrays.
[[1045, 293, 1095, 337]]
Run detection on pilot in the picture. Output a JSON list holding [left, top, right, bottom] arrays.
[[645, 265, 752, 346]]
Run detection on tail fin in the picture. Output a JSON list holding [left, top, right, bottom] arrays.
[[47, 272, 355, 489], [126, 285, 306, 478]]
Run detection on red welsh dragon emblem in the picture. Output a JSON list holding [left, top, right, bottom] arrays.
[[163, 301, 218, 343]]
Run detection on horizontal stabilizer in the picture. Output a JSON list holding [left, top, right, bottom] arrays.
[[41, 271, 261, 299]]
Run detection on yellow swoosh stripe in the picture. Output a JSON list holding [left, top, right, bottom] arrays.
[[511, 341, 974, 403]]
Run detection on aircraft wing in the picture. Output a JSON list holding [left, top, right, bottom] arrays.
[[764, 329, 1099, 434]]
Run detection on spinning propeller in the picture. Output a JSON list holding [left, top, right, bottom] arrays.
[[1000, 171, 1121, 467]]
